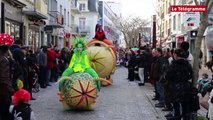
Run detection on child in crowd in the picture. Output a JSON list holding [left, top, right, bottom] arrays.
[[197, 73, 211, 97], [9, 89, 36, 120]]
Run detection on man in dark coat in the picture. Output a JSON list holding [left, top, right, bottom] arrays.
[[153, 48, 169, 107], [165, 49, 193, 120]]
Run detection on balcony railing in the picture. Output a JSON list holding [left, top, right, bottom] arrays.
[[70, 24, 90, 34], [79, 25, 90, 33], [48, 11, 64, 28]]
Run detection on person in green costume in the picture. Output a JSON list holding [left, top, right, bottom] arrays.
[[59, 38, 101, 91]]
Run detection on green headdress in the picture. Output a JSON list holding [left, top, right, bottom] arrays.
[[74, 37, 87, 50]]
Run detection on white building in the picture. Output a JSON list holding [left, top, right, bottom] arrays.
[[106, 1, 122, 18], [72, 0, 99, 41], [106, 1, 122, 47], [46, 0, 71, 49], [98, 1, 120, 46]]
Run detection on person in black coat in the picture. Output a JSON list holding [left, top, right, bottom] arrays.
[[154, 48, 169, 107], [165, 49, 193, 120], [137, 49, 146, 86], [128, 50, 136, 81], [10, 89, 36, 120]]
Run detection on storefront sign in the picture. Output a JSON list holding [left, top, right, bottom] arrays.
[[5, 2, 22, 22], [44, 26, 53, 33], [184, 12, 200, 27], [177, 36, 184, 42], [170, 5, 207, 12]]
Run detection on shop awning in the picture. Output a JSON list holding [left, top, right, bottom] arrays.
[[45, 24, 64, 28], [23, 10, 48, 19]]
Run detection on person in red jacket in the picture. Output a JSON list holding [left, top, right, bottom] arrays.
[[88, 24, 117, 59], [51, 46, 60, 82], [46, 44, 60, 86], [94, 24, 106, 41]]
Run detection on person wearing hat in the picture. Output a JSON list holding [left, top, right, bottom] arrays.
[[0, 33, 15, 120], [9, 89, 36, 120], [87, 24, 117, 59]]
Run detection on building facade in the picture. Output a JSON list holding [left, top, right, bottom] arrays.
[[156, 0, 213, 63], [72, 0, 99, 41], [21, 0, 48, 50], [106, 1, 122, 47], [98, 1, 120, 45], [45, 0, 71, 49], [1, 0, 26, 41], [70, 0, 80, 46]]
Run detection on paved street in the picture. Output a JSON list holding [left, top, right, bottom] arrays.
[[30, 67, 164, 120], [30, 66, 209, 120]]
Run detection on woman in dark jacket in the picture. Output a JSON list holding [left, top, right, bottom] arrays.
[[137, 49, 146, 86], [165, 49, 193, 120], [59, 47, 70, 76], [0, 33, 15, 120], [128, 50, 136, 81]]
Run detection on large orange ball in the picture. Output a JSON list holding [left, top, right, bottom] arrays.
[[87, 41, 116, 78]]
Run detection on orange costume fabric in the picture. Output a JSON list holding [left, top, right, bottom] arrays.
[[88, 24, 117, 59], [88, 39, 117, 58]]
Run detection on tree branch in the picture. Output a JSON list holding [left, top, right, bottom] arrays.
[[207, 0, 213, 13], [194, 0, 199, 5], [206, 0, 210, 6], [121, 31, 128, 46]]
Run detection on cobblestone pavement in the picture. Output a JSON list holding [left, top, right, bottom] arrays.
[[30, 66, 209, 120]]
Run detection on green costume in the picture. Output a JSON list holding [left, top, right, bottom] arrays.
[[59, 38, 101, 91]]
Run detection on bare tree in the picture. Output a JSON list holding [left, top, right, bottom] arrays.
[[118, 17, 150, 48], [193, 0, 213, 87]]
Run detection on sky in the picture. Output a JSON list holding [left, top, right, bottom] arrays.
[[104, 0, 157, 21]]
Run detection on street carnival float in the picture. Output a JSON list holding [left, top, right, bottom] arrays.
[[87, 24, 117, 86], [58, 37, 111, 110]]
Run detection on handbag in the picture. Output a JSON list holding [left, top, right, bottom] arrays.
[[200, 92, 210, 110]]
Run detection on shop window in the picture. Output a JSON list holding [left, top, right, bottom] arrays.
[[15, 25, 20, 39], [5, 21, 20, 40], [64, 9, 66, 25], [11, 24, 15, 37], [5, 21, 10, 34]]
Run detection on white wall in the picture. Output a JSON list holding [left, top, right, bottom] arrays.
[[74, 13, 99, 40], [107, 2, 122, 18]]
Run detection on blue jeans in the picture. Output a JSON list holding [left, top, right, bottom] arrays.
[[156, 81, 165, 104], [46, 69, 51, 84]]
